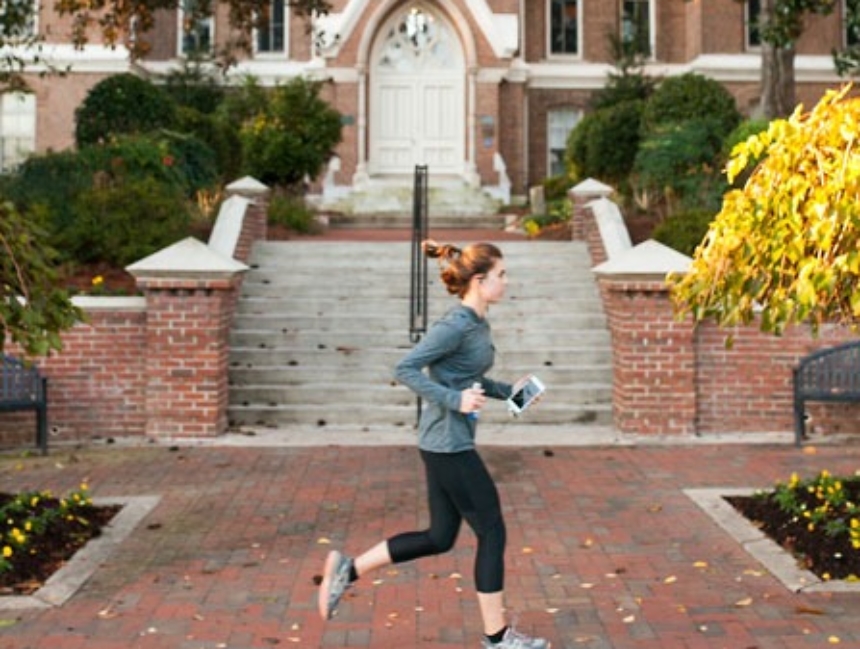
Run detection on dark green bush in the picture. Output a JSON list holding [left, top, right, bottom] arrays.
[[641, 73, 741, 139], [74, 73, 178, 147], [239, 77, 342, 188], [566, 99, 644, 186], [161, 61, 225, 114], [176, 106, 243, 182], [3, 133, 215, 265], [633, 117, 728, 212], [60, 176, 191, 267], [651, 208, 715, 256]]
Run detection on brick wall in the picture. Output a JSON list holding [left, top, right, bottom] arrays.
[[577, 182, 860, 439], [0, 179, 269, 452]]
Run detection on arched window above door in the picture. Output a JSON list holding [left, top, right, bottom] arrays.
[[376, 6, 461, 72]]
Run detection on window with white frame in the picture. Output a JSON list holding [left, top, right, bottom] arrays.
[[549, 0, 580, 56], [548, 108, 581, 177], [620, 0, 652, 57], [179, 0, 213, 56], [0, 93, 35, 171], [256, 0, 287, 54], [746, 0, 762, 49]]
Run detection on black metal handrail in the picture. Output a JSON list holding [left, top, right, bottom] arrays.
[[409, 164, 429, 426], [410, 164, 429, 343]]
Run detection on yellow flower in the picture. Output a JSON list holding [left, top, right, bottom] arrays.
[[92, 276, 104, 287], [2, 546, 11, 558]]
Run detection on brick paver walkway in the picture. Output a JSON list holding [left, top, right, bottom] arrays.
[[1, 441, 859, 648]]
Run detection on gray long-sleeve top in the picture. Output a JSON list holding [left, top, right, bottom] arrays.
[[394, 304, 513, 453]]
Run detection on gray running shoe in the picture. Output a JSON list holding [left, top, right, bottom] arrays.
[[318, 550, 353, 620], [481, 625, 551, 649]]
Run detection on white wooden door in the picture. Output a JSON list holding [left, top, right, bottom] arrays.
[[370, 6, 464, 175]]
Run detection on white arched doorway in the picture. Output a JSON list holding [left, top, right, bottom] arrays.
[[368, 5, 465, 176]]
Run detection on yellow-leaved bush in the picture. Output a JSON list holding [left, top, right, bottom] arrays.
[[670, 84, 860, 335]]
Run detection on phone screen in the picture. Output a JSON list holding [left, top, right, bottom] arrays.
[[512, 380, 541, 409]]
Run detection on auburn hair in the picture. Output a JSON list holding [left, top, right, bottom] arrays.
[[423, 240, 503, 298]]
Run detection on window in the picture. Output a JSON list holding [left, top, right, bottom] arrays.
[[179, 0, 213, 56], [0, 93, 35, 171], [621, 0, 651, 57], [547, 108, 581, 178], [549, 0, 579, 56], [746, 0, 762, 49], [256, 0, 287, 54]]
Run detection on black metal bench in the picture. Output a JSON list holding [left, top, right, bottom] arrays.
[[0, 355, 48, 454], [793, 340, 860, 446]]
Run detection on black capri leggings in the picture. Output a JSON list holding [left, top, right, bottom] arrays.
[[387, 449, 507, 593]]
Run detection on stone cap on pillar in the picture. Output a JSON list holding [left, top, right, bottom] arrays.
[[126, 237, 249, 285], [592, 239, 691, 283], [569, 178, 614, 199], [226, 176, 270, 199]]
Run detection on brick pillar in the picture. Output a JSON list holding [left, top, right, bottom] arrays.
[[127, 238, 248, 438], [569, 178, 614, 242], [594, 240, 696, 436], [225, 176, 271, 262]]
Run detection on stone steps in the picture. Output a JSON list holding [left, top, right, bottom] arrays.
[[227, 237, 614, 431]]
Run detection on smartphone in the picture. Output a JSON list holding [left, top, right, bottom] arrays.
[[506, 376, 546, 416]]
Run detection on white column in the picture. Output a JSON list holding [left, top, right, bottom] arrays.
[[465, 66, 479, 186], [353, 64, 369, 188]]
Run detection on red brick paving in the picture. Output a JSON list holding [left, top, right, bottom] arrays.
[[1, 442, 860, 648]]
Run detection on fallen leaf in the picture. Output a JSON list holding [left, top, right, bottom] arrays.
[[648, 503, 663, 512], [0, 620, 18, 629], [622, 615, 635, 623], [546, 608, 559, 614], [802, 446, 818, 455], [580, 583, 594, 589], [735, 597, 753, 607], [663, 575, 677, 584], [522, 546, 534, 554], [317, 537, 331, 545], [580, 538, 594, 548], [794, 605, 824, 615], [828, 636, 840, 644], [693, 561, 708, 569]]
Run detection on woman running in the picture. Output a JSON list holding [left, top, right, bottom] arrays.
[[318, 240, 549, 649]]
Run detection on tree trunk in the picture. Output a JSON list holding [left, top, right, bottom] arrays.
[[757, 0, 797, 119], [760, 43, 797, 119]]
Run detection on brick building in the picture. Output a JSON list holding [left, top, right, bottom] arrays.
[[7, 0, 852, 210]]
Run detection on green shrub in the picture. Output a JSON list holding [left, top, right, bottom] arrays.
[[542, 174, 572, 201], [176, 106, 243, 182], [651, 208, 715, 256], [61, 176, 191, 267], [566, 99, 644, 186], [161, 61, 225, 114], [641, 73, 741, 139], [268, 193, 319, 234], [633, 117, 728, 212], [239, 77, 343, 188], [74, 73, 178, 147]]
